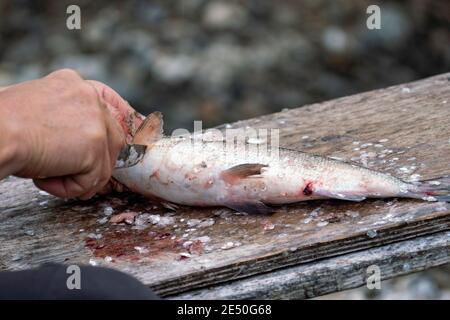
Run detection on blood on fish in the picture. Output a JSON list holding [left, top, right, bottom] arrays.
[[303, 182, 314, 196], [149, 170, 160, 179], [203, 180, 214, 189]]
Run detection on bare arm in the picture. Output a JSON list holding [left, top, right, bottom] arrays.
[[0, 113, 21, 180]]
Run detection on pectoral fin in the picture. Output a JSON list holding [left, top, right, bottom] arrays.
[[225, 201, 274, 214], [221, 164, 268, 184], [161, 201, 179, 211]]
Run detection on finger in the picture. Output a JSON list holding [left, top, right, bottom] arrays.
[[84, 110, 123, 199], [0, 85, 11, 92], [88, 109, 125, 198], [79, 135, 113, 200], [33, 174, 92, 199], [33, 149, 107, 199], [98, 182, 113, 195], [73, 97, 123, 200], [77, 188, 99, 201], [87, 80, 136, 116], [33, 177, 72, 198], [104, 103, 127, 164], [99, 178, 126, 195], [78, 143, 113, 200], [87, 80, 144, 136]]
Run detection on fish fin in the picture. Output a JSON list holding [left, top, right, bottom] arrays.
[[225, 201, 274, 214], [316, 190, 366, 202], [132, 111, 164, 145], [405, 175, 450, 202], [221, 164, 268, 184], [161, 201, 179, 211], [334, 194, 366, 202]]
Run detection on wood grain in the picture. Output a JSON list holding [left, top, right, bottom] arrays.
[[173, 230, 450, 299], [1, 73, 449, 297]]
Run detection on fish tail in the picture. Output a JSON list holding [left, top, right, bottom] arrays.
[[406, 175, 450, 202]]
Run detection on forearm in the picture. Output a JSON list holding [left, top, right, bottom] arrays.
[[0, 91, 23, 180], [0, 131, 19, 180]]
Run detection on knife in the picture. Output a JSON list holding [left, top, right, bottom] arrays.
[[114, 144, 147, 169]]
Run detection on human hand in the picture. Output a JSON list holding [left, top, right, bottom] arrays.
[[0, 69, 142, 199]]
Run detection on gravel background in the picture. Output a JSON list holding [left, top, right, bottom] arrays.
[[0, 0, 449, 132], [0, 0, 449, 299]]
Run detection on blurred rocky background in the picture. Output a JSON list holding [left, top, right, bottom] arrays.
[[0, 0, 449, 132], [0, 0, 449, 299]]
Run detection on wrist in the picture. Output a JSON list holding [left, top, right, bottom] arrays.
[[0, 128, 18, 178], [0, 103, 26, 179]]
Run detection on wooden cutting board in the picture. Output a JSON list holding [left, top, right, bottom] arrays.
[[1, 73, 449, 297]]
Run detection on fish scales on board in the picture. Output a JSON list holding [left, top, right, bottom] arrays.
[[113, 112, 450, 214]]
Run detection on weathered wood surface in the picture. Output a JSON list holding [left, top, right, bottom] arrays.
[[174, 230, 450, 299], [1, 73, 450, 298]]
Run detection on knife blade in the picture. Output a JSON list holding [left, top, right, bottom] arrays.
[[115, 144, 147, 169]]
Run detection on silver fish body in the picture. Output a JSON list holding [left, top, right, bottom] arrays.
[[112, 112, 449, 214]]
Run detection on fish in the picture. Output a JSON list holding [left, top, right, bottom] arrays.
[[112, 112, 450, 214]]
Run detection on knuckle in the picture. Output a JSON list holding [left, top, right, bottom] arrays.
[[82, 150, 97, 168], [79, 82, 100, 103], [50, 68, 81, 79], [80, 139, 104, 169], [64, 177, 87, 198], [83, 115, 108, 145]]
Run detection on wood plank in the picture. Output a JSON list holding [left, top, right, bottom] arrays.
[[1, 73, 449, 297], [173, 231, 450, 299]]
